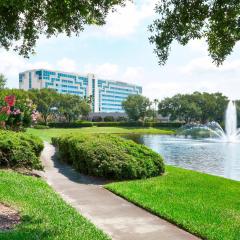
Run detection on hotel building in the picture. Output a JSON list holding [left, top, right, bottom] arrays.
[[19, 69, 142, 113]]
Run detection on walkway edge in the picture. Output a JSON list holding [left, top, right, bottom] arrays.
[[40, 142, 200, 240]]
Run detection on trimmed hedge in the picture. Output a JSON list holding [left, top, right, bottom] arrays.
[[48, 121, 183, 128], [103, 116, 115, 122], [52, 134, 165, 180], [0, 130, 44, 169], [33, 124, 50, 129]]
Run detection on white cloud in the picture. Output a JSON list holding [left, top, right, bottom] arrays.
[[1, 45, 240, 102], [104, 0, 156, 37], [57, 58, 77, 72], [0, 51, 52, 88], [85, 0, 157, 38], [188, 39, 207, 53], [154, 57, 240, 100], [122, 66, 144, 84], [180, 57, 240, 76], [84, 63, 119, 79], [180, 57, 216, 75]]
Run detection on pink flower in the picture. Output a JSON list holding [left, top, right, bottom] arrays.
[[14, 109, 21, 115], [1, 106, 10, 115]]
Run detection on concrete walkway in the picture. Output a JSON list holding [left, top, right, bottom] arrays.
[[40, 142, 200, 240]]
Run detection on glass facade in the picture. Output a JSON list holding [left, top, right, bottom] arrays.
[[97, 79, 142, 112], [19, 69, 142, 113]]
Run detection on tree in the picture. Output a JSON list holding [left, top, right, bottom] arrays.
[[30, 88, 59, 125], [149, 1, 240, 66], [122, 95, 151, 121], [79, 100, 91, 118], [158, 92, 228, 124], [153, 98, 159, 121], [0, 0, 127, 57], [0, 74, 7, 89], [58, 94, 90, 123]]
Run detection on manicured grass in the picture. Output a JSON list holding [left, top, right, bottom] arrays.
[[27, 127, 175, 142], [106, 166, 240, 240], [0, 170, 109, 240]]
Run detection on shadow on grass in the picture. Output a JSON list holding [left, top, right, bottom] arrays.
[[0, 215, 54, 240]]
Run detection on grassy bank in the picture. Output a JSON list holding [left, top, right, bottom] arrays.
[[27, 127, 175, 142], [0, 170, 109, 240], [106, 166, 240, 240]]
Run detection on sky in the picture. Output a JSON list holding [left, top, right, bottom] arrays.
[[1, 0, 240, 100]]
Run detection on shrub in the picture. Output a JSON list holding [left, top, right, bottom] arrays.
[[0, 130, 44, 169], [103, 116, 114, 122], [33, 124, 50, 129], [48, 121, 183, 128], [92, 116, 102, 122], [48, 122, 93, 128], [116, 116, 128, 122], [52, 134, 165, 180]]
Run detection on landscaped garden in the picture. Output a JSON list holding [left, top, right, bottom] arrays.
[[0, 170, 109, 240], [0, 92, 240, 240], [106, 166, 240, 240], [1, 1, 240, 239]]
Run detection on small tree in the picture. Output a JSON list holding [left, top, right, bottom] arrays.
[[59, 94, 90, 123], [30, 89, 59, 125], [122, 95, 151, 121], [79, 100, 91, 118], [0, 74, 7, 89]]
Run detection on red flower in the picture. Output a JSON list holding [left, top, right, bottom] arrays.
[[4, 95, 16, 107]]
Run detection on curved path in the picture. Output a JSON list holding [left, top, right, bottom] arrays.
[[40, 142, 200, 240]]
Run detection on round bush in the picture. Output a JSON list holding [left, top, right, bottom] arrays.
[[0, 130, 44, 169], [52, 134, 165, 180]]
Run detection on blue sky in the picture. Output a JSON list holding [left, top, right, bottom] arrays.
[[1, 0, 240, 100]]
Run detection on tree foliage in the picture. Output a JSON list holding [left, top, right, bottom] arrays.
[[0, 0, 127, 57], [149, 1, 240, 66], [59, 94, 91, 123], [30, 88, 59, 124], [122, 95, 152, 121], [158, 92, 229, 124], [0, 88, 91, 125], [0, 74, 7, 89]]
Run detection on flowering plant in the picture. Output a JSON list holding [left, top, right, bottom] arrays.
[[0, 95, 36, 131], [4, 95, 16, 107]]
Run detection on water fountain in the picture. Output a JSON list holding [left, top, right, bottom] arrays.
[[177, 101, 240, 142]]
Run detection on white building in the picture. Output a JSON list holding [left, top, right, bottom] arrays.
[[19, 69, 142, 113]]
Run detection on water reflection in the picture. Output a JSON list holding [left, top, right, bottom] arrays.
[[125, 134, 240, 181]]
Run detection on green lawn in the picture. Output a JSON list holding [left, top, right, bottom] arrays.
[[106, 166, 240, 240], [27, 127, 175, 142], [0, 170, 109, 240]]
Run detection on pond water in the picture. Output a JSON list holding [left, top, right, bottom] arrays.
[[125, 134, 240, 181]]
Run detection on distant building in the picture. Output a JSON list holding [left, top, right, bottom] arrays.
[[19, 69, 142, 113]]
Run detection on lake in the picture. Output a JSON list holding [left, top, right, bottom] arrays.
[[126, 134, 240, 181]]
